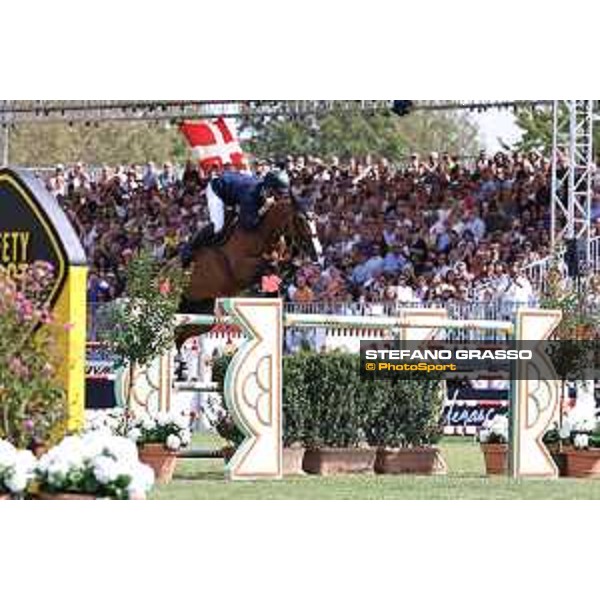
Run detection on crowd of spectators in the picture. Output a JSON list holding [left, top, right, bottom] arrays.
[[43, 149, 589, 310]]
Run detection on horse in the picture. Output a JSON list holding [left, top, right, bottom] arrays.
[[174, 194, 322, 350]]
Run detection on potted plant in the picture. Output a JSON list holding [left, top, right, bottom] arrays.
[[127, 411, 192, 484], [478, 414, 509, 475], [541, 265, 600, 430], [554, 409, 600, 478], [100, 251, 186, 481], [100, 250, 186, 414], [0, 439, 36, 499], [35, 431, 154, 499], [368, 375, 447, 475], [0, 263, 68, 454], [299, 352, 377, 475], [280, 355, 308, 475]]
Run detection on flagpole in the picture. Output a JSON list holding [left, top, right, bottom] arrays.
[[0, 99, 9, 166], [1, 126, 8, 167]]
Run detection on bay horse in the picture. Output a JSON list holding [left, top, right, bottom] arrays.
[[175, 195, 322, 350]]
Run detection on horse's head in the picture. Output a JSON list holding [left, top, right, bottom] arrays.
[[259, 178, 323, 266], [285, 194, 323, 267]]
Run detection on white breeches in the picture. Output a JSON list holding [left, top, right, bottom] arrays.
[[207, 183, 225, 232]]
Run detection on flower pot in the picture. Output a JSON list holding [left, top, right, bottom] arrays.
[[303, 447, 376, 475], [138, 443, 178, 484], [375, 447, 447, 475], [36, 492, 97, 500], [283, 447, 305, 476], [480, 443, 508, 475], [36, 491, 145, 500], [575, 324, 596, 340], [564, 448, 600, 478]]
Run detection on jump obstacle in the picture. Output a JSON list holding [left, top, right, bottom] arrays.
[[121, 300, 562, 481], [0, 165, 563, 483]]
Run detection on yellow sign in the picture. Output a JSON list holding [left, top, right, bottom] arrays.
[[0, 168, 87, 431]]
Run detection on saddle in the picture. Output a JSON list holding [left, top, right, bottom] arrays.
[[181, 212, 238, 267]]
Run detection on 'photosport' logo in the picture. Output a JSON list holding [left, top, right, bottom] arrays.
[[358, 339, 589, 382]]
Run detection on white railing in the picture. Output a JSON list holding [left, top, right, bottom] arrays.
[[518, 235, 600, 295], [87, 299, 541, 341], [522, 256, 560, 293]]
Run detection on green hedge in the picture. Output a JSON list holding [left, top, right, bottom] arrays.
[[212, 351, 444, 448]]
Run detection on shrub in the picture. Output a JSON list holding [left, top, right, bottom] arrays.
[[293, 352, 367, 448], [211, 351, 444, 449], [100, 251, 186, 410], [0, 263, 68, 449], [365, 373, 444, 448]]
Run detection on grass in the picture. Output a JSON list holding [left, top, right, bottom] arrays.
[[149, 434, 600, 500]]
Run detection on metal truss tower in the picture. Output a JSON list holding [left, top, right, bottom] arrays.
[[550, 100, 595, 259]]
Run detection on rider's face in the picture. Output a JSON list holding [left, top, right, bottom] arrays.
[[272, 188, 289, 201]]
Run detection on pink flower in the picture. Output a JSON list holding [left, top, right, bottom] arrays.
[[159, 279, 172, 296], [63, 322, 74, 331], [9, 356, 29, 378], [20, 299, 34, 318]]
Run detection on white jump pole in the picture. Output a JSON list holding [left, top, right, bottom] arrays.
[[168, 305, 562, 480], [178, 312, 514, 334]]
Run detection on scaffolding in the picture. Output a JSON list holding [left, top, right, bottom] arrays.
[[550, 100, 595, 261], [0, 99, 552, 126]]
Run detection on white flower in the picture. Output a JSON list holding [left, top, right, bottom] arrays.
[[6, 471, 29, 493], [35, 432, 153, 498], [490, 415, 509, 438], [179, 429, 192, 446], [582, 417, 596, 432], [173, 414, 190, 430], [165, 434, 182, 451], [559, 423, 571, 440], [93, 456, 120, 484], [84, 408, 126, 435], [564, 406, 597, 434], [127, 464, 155, 498], [1, 448, 36, 494], [479, 414, 508, 443], [127, 428, 142, 443], [0, 439, 15, 455], [141, 416, 156, 431], [574, 433, 589, 450], [155, 412, 169, 427]]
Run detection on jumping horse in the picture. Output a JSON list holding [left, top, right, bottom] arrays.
[[175, 194, 322, 350]]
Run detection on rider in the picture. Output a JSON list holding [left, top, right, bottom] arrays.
[[180, 168, 291, 265], [207, 168, 290, 233]]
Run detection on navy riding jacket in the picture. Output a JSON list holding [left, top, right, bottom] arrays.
[[210, 172, 265, 229]]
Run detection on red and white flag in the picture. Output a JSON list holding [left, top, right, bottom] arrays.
[[180, 117, 248, 173]]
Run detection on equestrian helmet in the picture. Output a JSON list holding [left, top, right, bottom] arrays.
[[263, 169, 290, 195]]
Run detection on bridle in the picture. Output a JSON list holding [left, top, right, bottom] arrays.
[[283, 192, 323, 265]]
